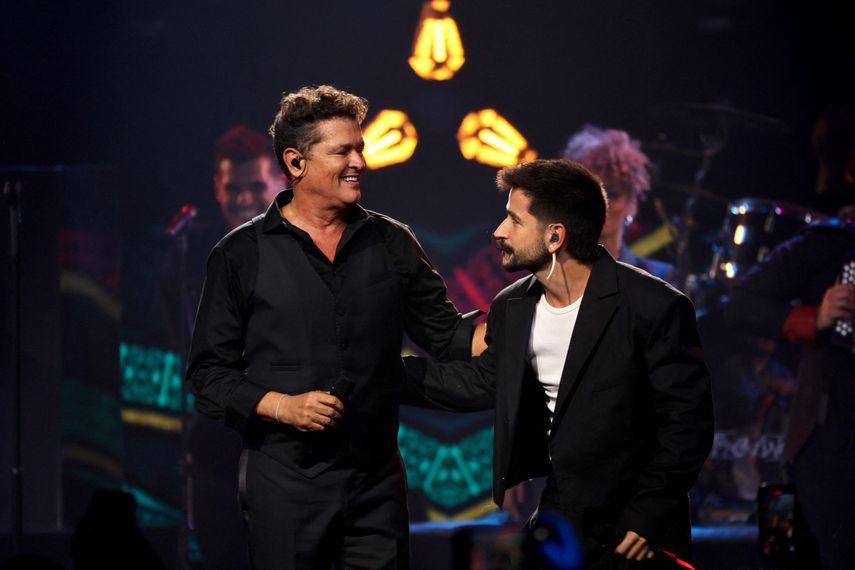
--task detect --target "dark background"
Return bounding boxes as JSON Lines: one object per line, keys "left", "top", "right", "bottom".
{"left": 2, "top": 0, "right": 854, "bottom": 566}
{"left": 4, "top": 0, "right": 852, "bottom": 230}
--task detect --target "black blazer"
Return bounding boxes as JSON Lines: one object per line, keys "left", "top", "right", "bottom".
{"left": 405, "top": 248, "right": 713, "bottom": 551}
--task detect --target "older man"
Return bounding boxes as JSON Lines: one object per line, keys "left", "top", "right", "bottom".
{"left": 186, "top": 85, "right": 476, "bottom": 569}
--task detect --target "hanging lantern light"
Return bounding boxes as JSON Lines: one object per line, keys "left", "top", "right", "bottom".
{"left": 408, "top": 0, "right": 465, "bottom": 81}
{"left": 457, "top": 109, "right": 537, "bottom": 167}
{"left": 362, "top": 110, "right": 418, "bottom": 169}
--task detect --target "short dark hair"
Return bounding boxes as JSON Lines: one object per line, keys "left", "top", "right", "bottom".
{"left": 269, "top": 85, "right": 369, "bottom": 177}
{"left": 496, "top": 159, "right": 607, "bottom": 263}
{"left": 213, "top": 125, "right": 272, "bottom": 173}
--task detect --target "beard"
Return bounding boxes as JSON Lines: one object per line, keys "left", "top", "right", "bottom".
{"left": 498, "top": 239, "right": 551, "bottom": 273}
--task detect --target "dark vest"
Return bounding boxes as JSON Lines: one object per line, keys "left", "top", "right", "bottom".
{"left": 243, "top": 218, "right": 406, "bottom": 477}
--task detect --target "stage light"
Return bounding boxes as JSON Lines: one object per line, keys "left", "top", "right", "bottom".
{"left": 723, "top": 261, "right": 736, "bottom": 279}
{"left": 408, "top": 0, "right": 465, "bottom": 81}
{"left": 457, "top": 109, "right": 537, "bottom": 167}
{"left": 362, "top": 110, "right": 418, "bottom": 169}
{"left": 733, "top": 224, "right": 746, "bottom": 245}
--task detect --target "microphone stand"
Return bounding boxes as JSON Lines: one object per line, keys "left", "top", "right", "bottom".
{"left": 5, "top": 180, "right": 23, "bottom": 557}
{"left": 169, "top": 212, "right": 195, "bottom": 570}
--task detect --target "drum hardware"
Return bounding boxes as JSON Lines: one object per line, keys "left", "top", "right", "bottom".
{"left": 709, "top": 198, "right": 826, "bottom": 284}
{"left": 648, "top": 103, "right": 791, "bottom": 139}
{"left": 645, "top": 103, "right": 792, "bottom": 289}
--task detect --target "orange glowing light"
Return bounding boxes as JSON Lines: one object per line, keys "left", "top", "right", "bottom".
{"left": 408, "top": 0, "right": 465, "bottom": 81}
{"left": 457, "top": 109, "right": 537, "bottom": 167}
{"left": 362, "top": 110, "right": 418, "bottom": 169}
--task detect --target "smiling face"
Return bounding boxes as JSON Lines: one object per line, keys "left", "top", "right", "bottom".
{"left": 296, "top": 117, "right": 366, "bottom": 209}
{"left": 493, "top": 188, "right": 551, "bottom": 273}
{"left": 214, "top": 155, "right": 283, "bottom": 230}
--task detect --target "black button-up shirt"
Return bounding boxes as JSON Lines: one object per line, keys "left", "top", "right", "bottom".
{"left": 186, "top": 190, "right": 474, "bottom": 467}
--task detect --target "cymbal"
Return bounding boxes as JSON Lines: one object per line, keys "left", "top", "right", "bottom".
{"left": 641, "top": 139, "right": 714, "bottom": 158}
{"left": 655, "top": 181, "right": 730, "bottom": 204}
{"left": 648, "top": 103, "right": 791, "bottom": 137}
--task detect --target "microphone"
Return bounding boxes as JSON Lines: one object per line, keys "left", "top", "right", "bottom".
{"left": 165, "top": 204, "right": 199, "bottom": 237}
{"left": 329, "top": 374, "right": 355, "bottom": 404}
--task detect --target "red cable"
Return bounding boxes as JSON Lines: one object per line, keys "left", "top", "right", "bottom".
{"left": 657, "top": 549, "right": 696, "bottom": 570}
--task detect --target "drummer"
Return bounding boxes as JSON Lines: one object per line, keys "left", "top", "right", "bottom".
{"left": 812, "top": 102, "right": 855, "bottom": 217}
{"left": 561, "top": 125, "right": 678, "bottom": 286}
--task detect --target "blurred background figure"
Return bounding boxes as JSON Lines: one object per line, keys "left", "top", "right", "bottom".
{"left": 71, "top": 490, "right": 166, "bottom": 570}
{"left": 724, "top": 105, "right": 855, "bottom": 568}
{"left": 161, "top": 125, "right": 285, "bottom": 345}
{"left": 160, "top": 125, "right": 284, "bottom": 570}
{"left": 562, "top": 125, "right": 676, "bottom": 285}
{"left": 812, "top": 103, "right": 855, "bottom": 217}
{"left": 725, "top": 217, "right": 855, "bottom": 569}
{"left": 211, "top": 125, "right": 285, "bottom": 232}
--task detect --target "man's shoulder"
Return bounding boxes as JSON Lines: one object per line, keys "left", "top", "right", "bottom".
{"left": 493, "top": 275, "right": 536, "bottom": 303}
{"left": 614, "top": 259, "right": 686, "bottom": 308}
{"left": 365, "top": 209, "right": 413, "bottom": 238}
{"left": 211, "top": 218, "right": 259, "bottom": 259}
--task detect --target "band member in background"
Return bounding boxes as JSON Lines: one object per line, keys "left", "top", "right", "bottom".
{"left": 562, "top": 125, "right": 677, "bottom": 285}
{"left": 727, "top": 108, "right": 855, "bottom": 566}
{"left": 812, "top": 103, "right": 855, "bottom": 216}
{"left": 162, "top": 125, "right": 284, "bottom": 570}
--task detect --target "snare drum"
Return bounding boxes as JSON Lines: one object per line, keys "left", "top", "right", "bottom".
{"left": 709, "top": 198, "right": 826, "bottom": 283}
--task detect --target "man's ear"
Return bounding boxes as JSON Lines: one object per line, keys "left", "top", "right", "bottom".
{"left": 545, "top": 224, "right": 565, "bottom": 252}
{"left": 627, "top": 196, "right": 639, "bottom": 220}
{"left": 283, "top": 148, "right": 305, "bottom": 179}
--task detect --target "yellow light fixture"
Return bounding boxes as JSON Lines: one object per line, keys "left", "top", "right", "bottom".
{"left": 733, "top": 224, "right": 746, "bottom": 245}
{"left": 362, "top": 110, "right": 418, "bottom": 169}
{"left": 457, "top": 109, "right": 537, "bottom": 167}
{"left": 408, "top": 0, "right": 465, "bottom": 81}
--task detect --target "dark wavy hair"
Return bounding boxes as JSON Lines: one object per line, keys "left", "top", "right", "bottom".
{"left": 269, "top": 85, "right": 368, "bottom": 177}
{"left": 496, "top": 159, "right": 607, "bottom": 263}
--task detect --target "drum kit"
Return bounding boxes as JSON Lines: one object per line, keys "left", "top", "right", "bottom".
{"left": 643, "top": 104, "right": 855, "bottom": 533}
{"left": 643, "top": 104, "right": 827, "bottom": 522}
{"left": 641, "top": 102, "right": 828, "bottom": 314}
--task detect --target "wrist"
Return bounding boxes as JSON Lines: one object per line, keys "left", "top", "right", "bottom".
{"left": 255, "top": 391, "right": 287, "bottom": 422}
{"left": 274, "top": 394, "right": 286, "bottom": 423}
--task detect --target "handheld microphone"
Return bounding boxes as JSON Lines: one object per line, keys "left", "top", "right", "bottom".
{"left": 165, "top": 204, "right": 199, "bottom": 237}
{"left": 329, "top": 374, "right": 355, "bottom": 404}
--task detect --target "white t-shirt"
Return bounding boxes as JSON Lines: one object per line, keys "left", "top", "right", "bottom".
{"left": 527, "top": 293, "right": 582, "bottom": 425}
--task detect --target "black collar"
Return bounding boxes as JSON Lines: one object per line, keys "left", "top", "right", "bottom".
{"left": 260, "top": 189, "right": 369, "bottom": 235}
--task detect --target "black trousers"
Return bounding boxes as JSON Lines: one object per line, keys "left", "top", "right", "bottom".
{"left": 242, "top": 449, "right": 410, "bottom": 570}
{"left": 537, "top": 475, "right": 686, "bottom": 570}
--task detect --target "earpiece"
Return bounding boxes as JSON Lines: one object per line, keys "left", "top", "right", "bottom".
{"left": 550, "top": 232, "right": 559, "bottom": 243}
{"left": 290, "top": 157, "right": 302, "bottom": 169}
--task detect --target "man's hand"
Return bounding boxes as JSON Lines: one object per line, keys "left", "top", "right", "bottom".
{"left": 614, "top": 530, "right": 654, "bottom": 561}
{"left": 256, "top": 391, "right": 343, "bottom": 432}
{"left": 471, "top": 322, "right": 488, "bottom": 357}
{"left": 816, "top": 283, "right": 855, "bottom": 330}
